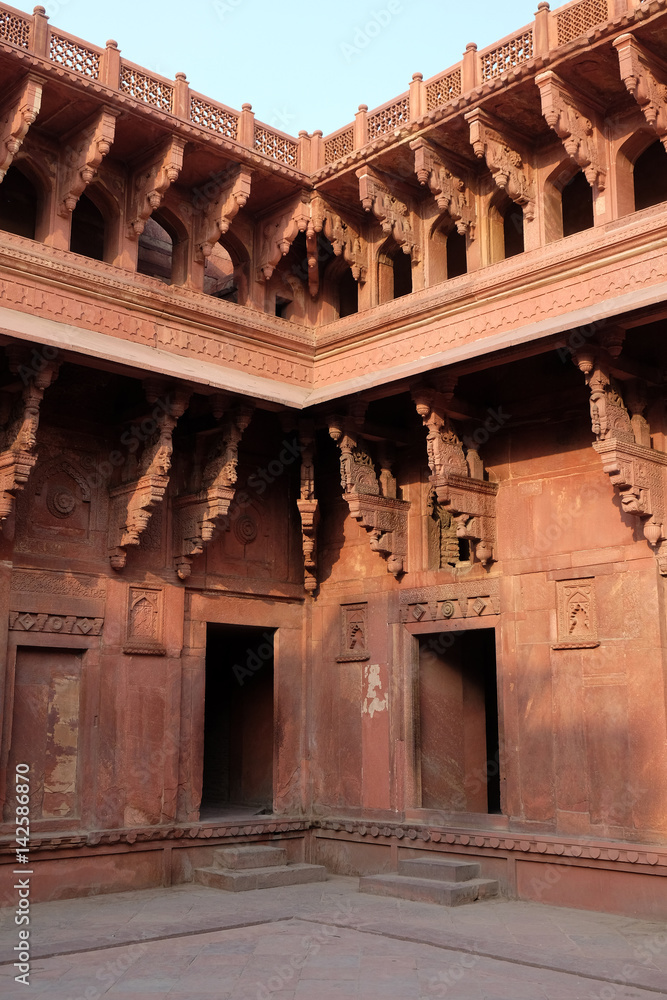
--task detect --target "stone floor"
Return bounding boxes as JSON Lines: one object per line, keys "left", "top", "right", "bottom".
{"left": 1, "top": 877, "right": 666, "bottom": 998}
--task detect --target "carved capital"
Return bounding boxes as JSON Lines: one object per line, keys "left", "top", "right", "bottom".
{"left": 58, "top": 108, "right": 119, "bottom": 217}
{"left": 256, "top": 193, "right": 311, "bottom": 281}
{"left": 195, "top": 165, "right": 253, "bottom": 262}
{"left": 356, "top": 166, "right": 418, "bottom": 256}
{"left": 0, "top": 348, "right": 59, "bottom": 526}
{"left": 536, "top": 71, "right": 606, "bottom": 190}
{"left": 410, "top": 139, "right": 476, "bottom": 236}
{"left": 0, "top": 74, "right": 43, "bottom": 181}
{"left": 614, "top": 33, "right": 667, "bottom": 144}
{"left": 465, "top": 108, "right": 535, "bottom": 221}
{"left": 172, "top": 403, "right": 254, "bottom": 580}
{"left": 127, "top": 137, "right": 186, "bottom": 238}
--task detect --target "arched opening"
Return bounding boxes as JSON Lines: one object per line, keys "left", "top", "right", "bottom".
{"left": 503, "top": 202, "right": 524, "bottom": 258}
{"left": 430, "top": 215, "right": 468, "bottom": 284}
{"left": 0, "top": 164, "right": 37, "bottom": 239}
{"left": 488, "top": 192, "right": 524, "bottom": 263}
{"left": 137, "top": 209, "right": 188, "bottom": 285}
{"left": 562, "top": 170, "right": 594, "bottom": 237}
{"left": 204, "top": 241, "right": 237, "bottom": 301}
{"left": 338, "top": 267, "right": 358, "bottom": 317}
{"left": 633, "top": 140, "right": 667, "bottom": 212}
{"left": 378, "top": 238, "right": 412, "bottom": 303}
{"left": 447, "top": 228, "right": 468, "bottom": 278}
{"left": 70, "top": 193, "right": 105, "bottom": 261}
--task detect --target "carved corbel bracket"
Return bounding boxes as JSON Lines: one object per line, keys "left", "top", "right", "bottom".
{"left": 0, "top": 348, "right": 59, "bottom": 527}
{"left": 195, "top": 165, "right": 253, "bottom": 262}
{"left": 356, "top": 166, "right": 419, "bottom": 257}
{"left": 465, "top": 108, "right": 535, "bottom": 221}
{"left": 328, "top": 412, "right": 409, "bottom": 577}
{"left": 410, "top": 138, "right": 476, "bottom": 237}
{"left": 127, "top": 137, "right": 187, "bottom": 238}
{"left": 575, "top": 352, "right": 667, "bottom": 572}
{"left": 108, "top": 383, "right": 191, "bottom": 570}
{"left": 614, "top": 33, "right": 667, "bottom": 144}
{"left": 413, "top": 387, "right": 497, "bottom": 567}
{"left": 256, "top": 193, "right": 311, "bottom": 282}
{"left": 536, "top": 71, "right": 606, "bottom": 190}
{"left": 172, "top": 403, "right": 254, "bottom": 580}
{"left": 296, "top": 419, "right": 318, "bottom": 593}
{"left": 58, "top": 108, "right": 119, "bottom": 217}
{"left": 0, "top": 74, "right": 43, "bottom": 181}
{"left": 313, "top": 195, "right": 368, "bottom": 283}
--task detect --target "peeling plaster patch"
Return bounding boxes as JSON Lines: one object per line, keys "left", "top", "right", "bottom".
{"left": 363, "top": 663, "right": 388, "bottom": 718}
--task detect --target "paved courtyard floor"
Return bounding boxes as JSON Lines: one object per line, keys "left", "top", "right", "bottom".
{"left": 1, "top": 876, "right": 666, "bottom": 999}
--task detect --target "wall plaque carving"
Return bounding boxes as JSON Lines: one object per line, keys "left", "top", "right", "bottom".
{"left": 554, "top": 578, "right": 599, "bottom": 649}
{"left": 124, "top": 586, "right": 164, "bottom": 655}
{"left": 338, "top": 603, "right": 370, "bottom": 662}
{"left": 9, "top": 611, "right": 103, "bottom": 635}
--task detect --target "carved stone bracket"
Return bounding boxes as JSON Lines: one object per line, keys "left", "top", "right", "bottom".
{"left": 413, "top": 388, "right": 497, "bottom": 567}
{"left": 0, "top": 74, "right": 43, "bottom": 181}
{"left": 328, "top": 412, "right": 409, "bottom": 577}
{"left": 311, "top": 195, "right": 367, "bottom": 284}
{"left": 356, "top": 166, "right": 419, "bottom": 257}
{"left": 296, "top": 419, "right": 318, "bottom": 593}
{"left": 575, "top": 352, "right": 667, "bottom": 573}
{"left": 410, "top": 138, "right": 476, "bottom": 237}
{"left": 256, "top": 193, "right": 311, "bottom": 281}
{"left": 127, "top": 137, "right": 186, "bottom": 238}
{"left": 172, "top": 403, "right": 254, "bottom": 580}
{"left": 58, "top": 108, "right": 119, "bottom": 217}
{"left": 0, "top": 348, "right": 59, "bottom": 527}
{"left": 614, "top": 33, "right": 667, "bottom": 146}
{"left": 465, "top": 108, "right": 535, "bottom": 221}
{"left": 195, "top": 165, "right": 253, "bottom": 262}
{"left": 108, "top": 382, "right": 190, "bottom": 570}
{"left": 536, "top": 71, "right": 606, "bottom": 190}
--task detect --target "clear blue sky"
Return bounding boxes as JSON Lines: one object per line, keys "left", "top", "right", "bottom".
{"left": 39, "top": 0, "right": 570, "bottom": 136}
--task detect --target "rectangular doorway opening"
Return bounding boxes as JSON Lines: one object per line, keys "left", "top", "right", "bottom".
{"left": 201, "top": 624, "right": 275, "bottom": 819}
{"left": 418, "top": 628, "right": 501, "bottom": 815}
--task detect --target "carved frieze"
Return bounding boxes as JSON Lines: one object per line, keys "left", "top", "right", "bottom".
{"left": 614, "top": 33, "right": 667, "bottom": 145}
{"left": 338, "top": 602, "right": 370, "bottom": 661}
{"left": 536, "top": 71, "right": 606, "bottom": 190}
{"left": 296, "top": 420, "right": 318, "bottom": 593}
{"left": 465, "top": 108, "right": 535, "bottom": 221}
{"left": 172, "top": 403, "right": 253, "bottom": 580}
{"left": 124, "top": 586, "right": 164, "bottom": 655}
{"left": 0, "top": 348, "right": 60, "bottom": 527}
{"left": 356, "top": 166, "right": 418, "bottom": 256}
{"left": 194, "top": 165, "right": 253, "bottom": 262}
{"left": 410, "top": 138, "right": 475, "bottom": 236}
{"left": 58, "top": 108, "right": 119, "bottom": 216}
{"left": 0, "top": 74, "right": 43, "bottom": 181}
{"left": 9, "top": 610, "right": 103, "bottom": 635}
{"left": 108, "top": 382, "right": 190, "bottom": 570}
{"left": 328, "top": 413, "right": 409, "bottom": 578}
{"left": 413, "top": 388, "right": 497, "bottom": 567}
{"left": 554, "top": 578, "right": 598, "bottom": 649}
{"left": 399, "top": 579, "right": 501, "bottom": 623}
{"left": 127, "top": 137, "right": 186, "bottom": 238}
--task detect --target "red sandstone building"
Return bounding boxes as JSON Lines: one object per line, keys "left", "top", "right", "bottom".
{"left": 0, "top": 0, "right": 666, "bottom": 918}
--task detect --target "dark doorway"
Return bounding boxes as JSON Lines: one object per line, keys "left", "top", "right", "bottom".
{"left": 201, "top": 624, "right": 274, "bottom": 816}
{"left": 0, "top": 165, "right": 37, "bottom": 239}
{"left": 446, "top": 227, "right": 468, "bottom": 278}
{"left": 503, "top": 202, "right": 524, "bottom": 258}
{"left": 562, "top": 171, "right": 594, "bottom": 237}
{"left": 338, "top": 267, "right": 359, "bottom": 317}
{"left": 418, "top": 628, "right": 501, "bottom": 815}
{"left": 634, "top": 140, "right": 667, "bottom": 211}
{"left": 70, "top": 193, "right": 105, "bottom": 260}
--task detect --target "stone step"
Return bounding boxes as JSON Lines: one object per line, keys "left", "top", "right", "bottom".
{"left": 213, "top": 845, "right": 287, "bottom": 870}
{"left": 359, "top": 873, "right": 499, "bottom": 906}
{"left": 195, "top": 862, "right": 327, "bottom": 892}
{"left": 397, "top": 856, "right": 481, "bottom": 882}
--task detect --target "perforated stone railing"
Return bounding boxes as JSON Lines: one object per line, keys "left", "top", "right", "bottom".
{"left": 254, "top": 124, "right": 298, "bottom": 166}
{"left": 480, "top": 29, "right": 534, "bottom": 81}
{"left": 426, "top": 68, "right": 462, "bottom": 111}
{"left": 190, "top": 95, "right": 239, "bottom": 141}
{"left": 50, "top": 33, "right": 100, "bottom": 78}
{"left": 556, "top": 0, "right": 609, "bottom": 44}
{"left": 120, "top": 65, "right": 173, "bottom": 112}
{"left": 0, "top": 5, "right": 28, "bottom": 48}
{"left": 324, "top": 126, "right": 354, "bottom": 164}
{"left": 367, "top": 96, "right": 410, "bottom": 139}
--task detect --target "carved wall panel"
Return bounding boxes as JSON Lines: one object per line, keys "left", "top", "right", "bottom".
{"left": 554, "top": 578, "right": 598, "bottom": 649}
{"left": 338, "top": 602, "right": 370, "bottom": 661}
{"left": 124, "top": 586, "right": 164, "bottom": 655}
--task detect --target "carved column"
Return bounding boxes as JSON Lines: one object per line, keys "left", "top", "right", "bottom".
{"left": 296, "top": 419, "right": 318, "bottom": 593}
{"left": 412, "top": 388, "right": 497, "bottom": 567}
{"left": 536, "top": 71, "right": 607, "bottom": 191}
{"left": 108, "top": 381, "right": 190, "bottom": 570}
{"left": 0, "top": 347, "right": 59, "bottom": 527}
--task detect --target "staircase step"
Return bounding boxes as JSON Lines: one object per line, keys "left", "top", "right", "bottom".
{"left": 398, "top": 857, "right": 481, "bottom": 882}
{"left": 195, "top": 862, "right": 327, "bottom": 892}
{"left": 213, "top": 845, "right": 287, "bottom": 870}
{"left": 359, "top": 873, "right": 499, "bottom": 906}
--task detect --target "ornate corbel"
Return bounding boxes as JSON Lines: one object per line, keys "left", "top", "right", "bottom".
{"left": 296, "top": 419, "right": 318, "bottom": 593}
{"left": 575, "top": 351, "right": 667, "bottom": 572}
{"left": 328, "top": 411, "right": 409, "bottom": 577}
{"left": 536, "top": 71, "right": 606, "bottom": 190}
{"left": 465, "top": 108, "right": 535, "bottom": 221}
{"left": 194, "top": 165, "right": 252, "bottom": 262}
{"left": 256, "top": 193, "right": 311, "bottom": 282}
{"left": 412, "top": 387, "right": 497, "bottom": 567}
{"left": 108, "top": 381, "right": 191, "bottom": 570}
{"left": 312, "top": 194, "right": 367, "bottom": 283}
{"left": 614, "top": 33, "right": 667, "bottom": 146}
{"left": 0, "top": 74, "right": 43, "bottom": 182}
{"left": 172, "top": 402, "right": 254, "bottom": 580}
{"left": 58, "top": 108, "right": 119, "bottom": 217}
{"left": 127, "top": 137, "right": 186, "bottom": 238}
{"left": 0, "top": 347, "right": 59, "bottom": 527}
{"left": 356, "top": 166, "right": 418, "bottom": 256}
{"left": 410, "top": 138, "right": 475, "bottom": 237}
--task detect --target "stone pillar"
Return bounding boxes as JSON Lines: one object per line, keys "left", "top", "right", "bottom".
{"left": 462, "top": 43, "right": 479, "bottom": 93}
{"left": 101, "top": 40, "right": 121, "bottom": 90}
{"left": 409, "top": 73, "right": 424, "bottom": 120}
{"left": 354, "top": 104, "right": 368, "bottom": 149}
{"left": 30, "top": 5, "right": 49, "bottom": 57}
{"left": 173, "top": 72, "right": 189, "bottom": 120}
{"left": 238, "top": 103, "right": 255, "bottom": 149}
